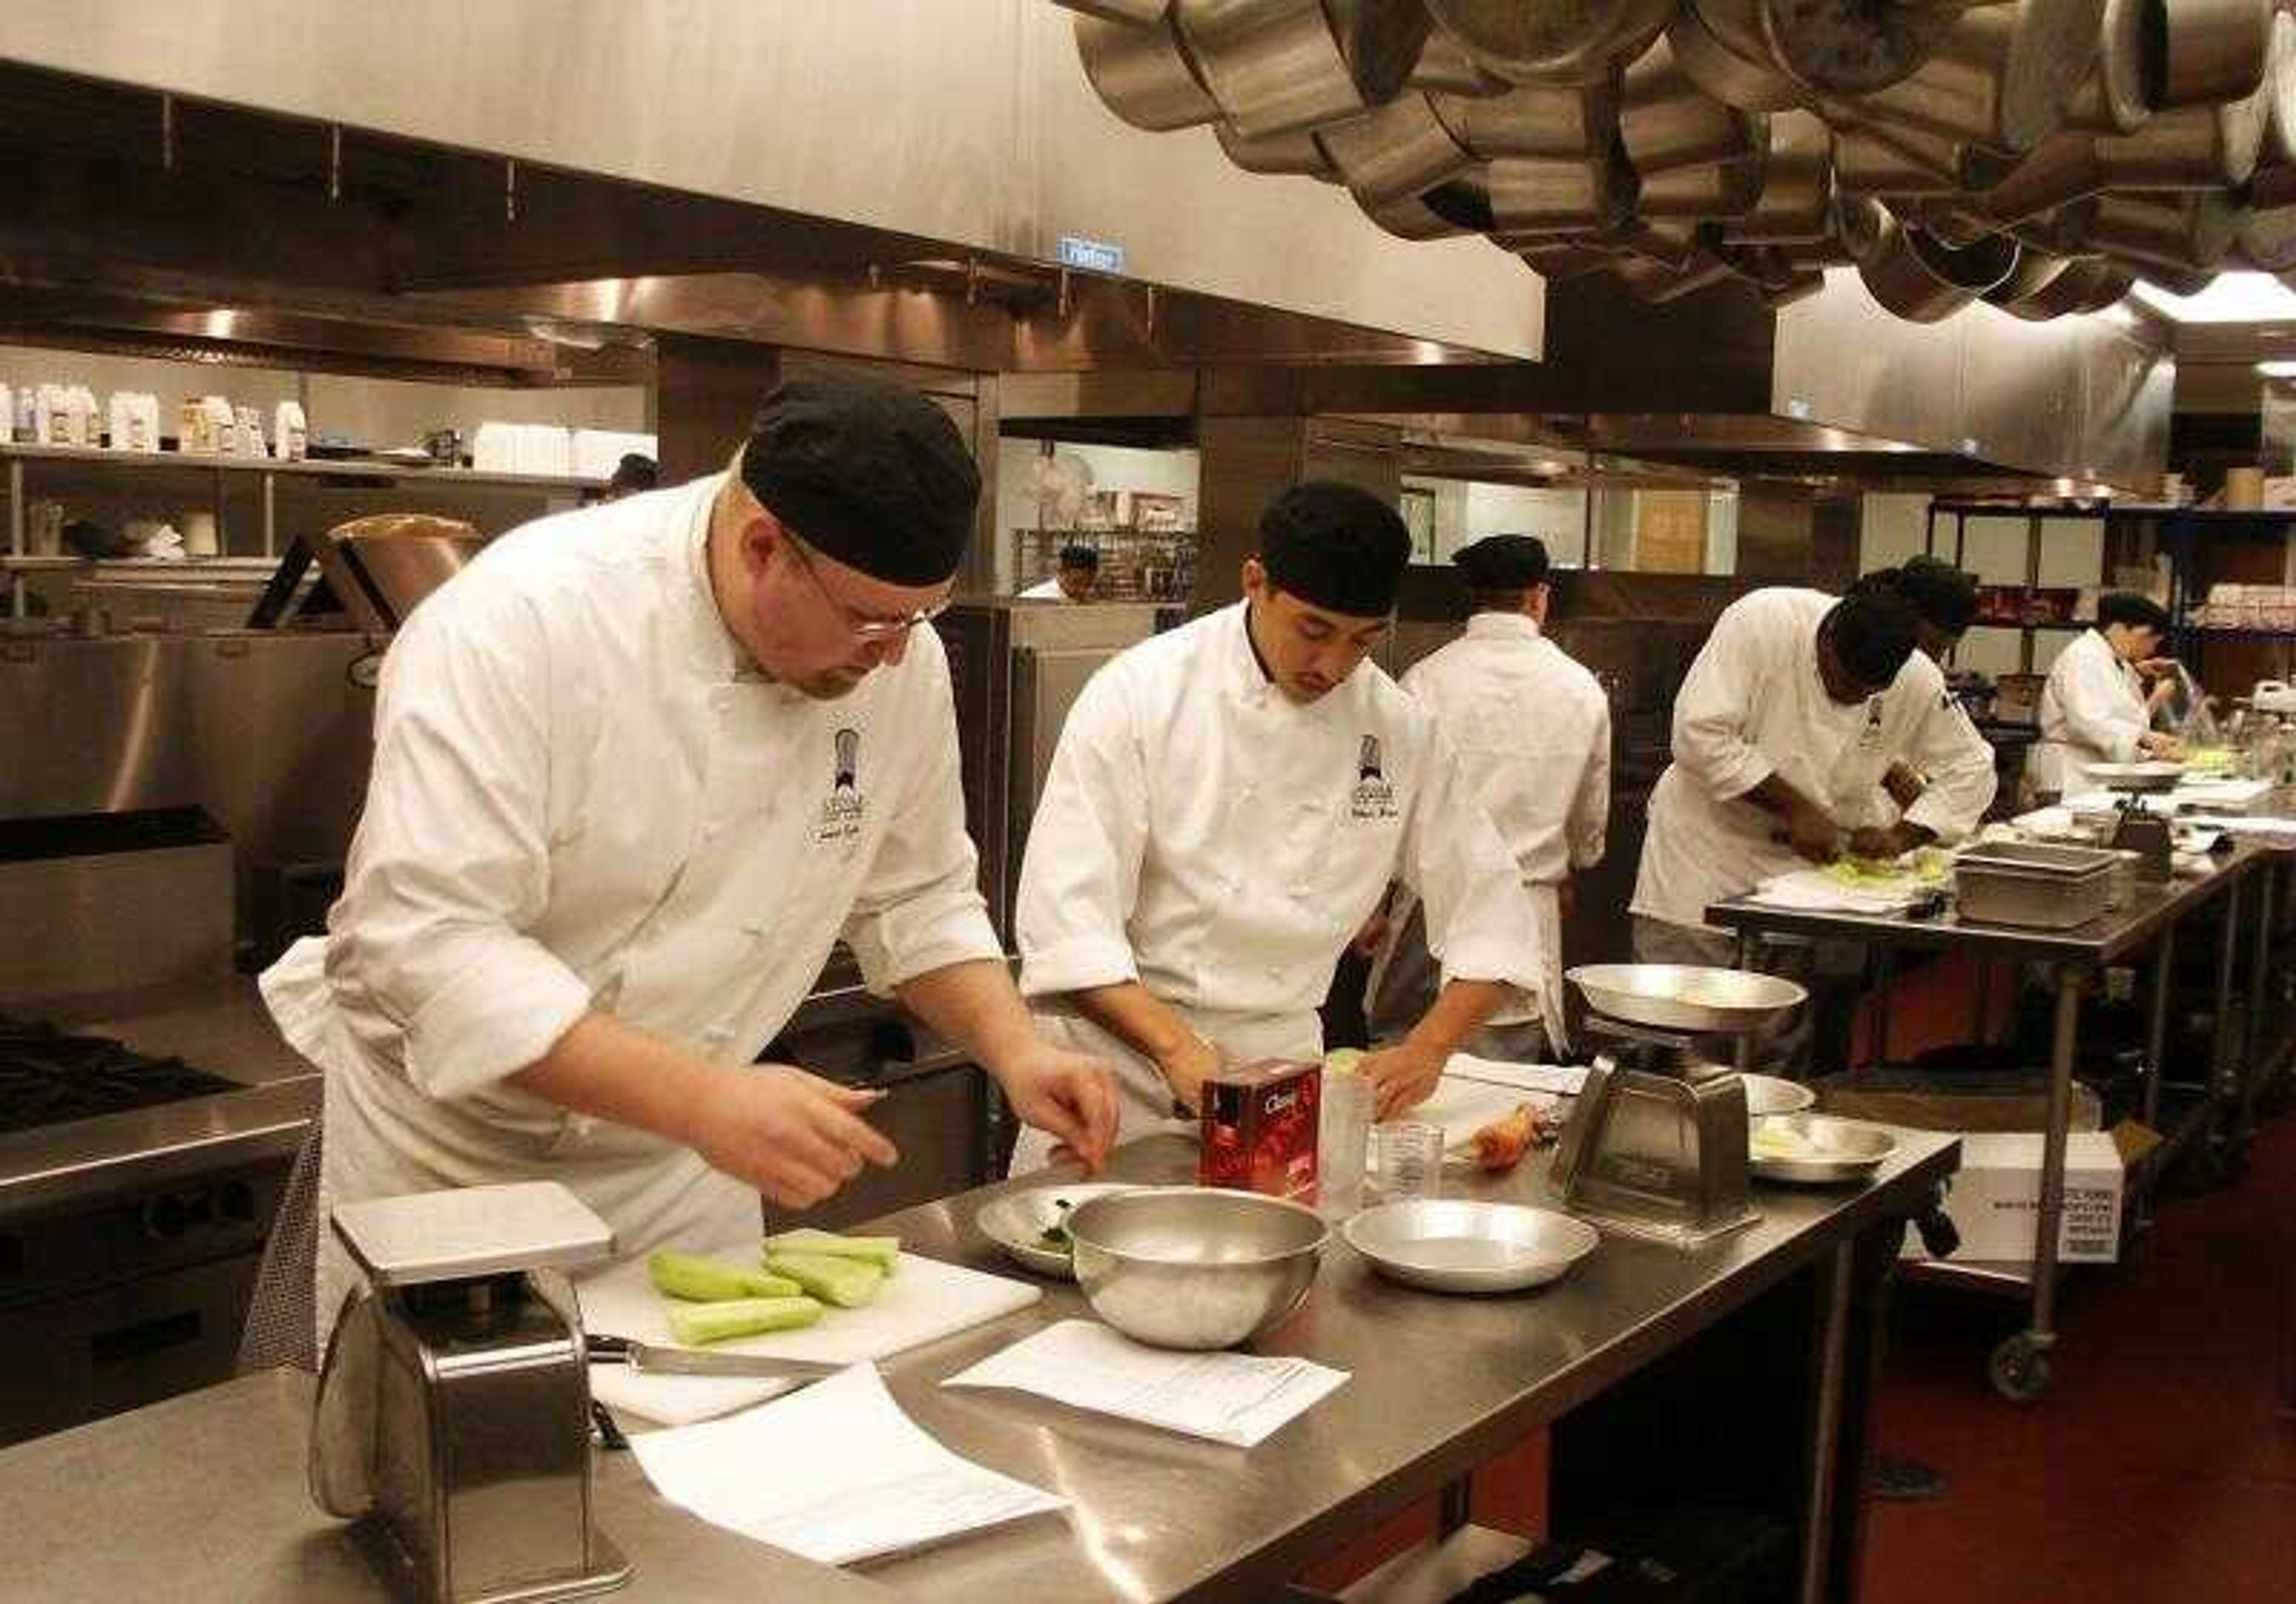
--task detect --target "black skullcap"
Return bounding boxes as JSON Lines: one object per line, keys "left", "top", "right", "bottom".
{"left": 740, "top": 370, "right": 979, "bottom": 585}
{"left": 1854, "top": 558, "right": 1977, "bottom": 637}
{"left": 609, "top": 453, "right": 658, "bottom": 493}
{"left": 1058, "top": 543, "right": 1100, "bottom": 570}
{"left": 1259, "top": 481, "right": 1410, "bottom": 618}
{"left": 2097, "top": 591, "right": 2170, "bottom": 633}
{"left": 1455, "top": 534, "right": 1551, "bottom": 591}
{"left": 1827, "top": 590, "right": 1920, "bottom": 692}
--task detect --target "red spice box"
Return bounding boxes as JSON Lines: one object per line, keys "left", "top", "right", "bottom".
{"left": 1198, "top": 1058, "right": 1321, "bottom": 1203}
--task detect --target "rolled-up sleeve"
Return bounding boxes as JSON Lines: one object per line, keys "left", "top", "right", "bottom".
{"left": 1403, "top": 720, "right": 1545, "bottom": 995}
{"left": 842, "top": 654, "right": 1003, "bottom": 994}
{"left": 1904, "top": 694, "right": 1998, "bottom": 842}
{"left": 325, "top": 586, "right": 592, "bottom": 1102}
{"left": 1015, "top": 667, "right": 1150, "bottom": 998}
{"left": 1671, "top": 600, "right": 1776, "bottom": 802}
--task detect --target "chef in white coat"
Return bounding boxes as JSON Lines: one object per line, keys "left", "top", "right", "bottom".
{"left": 2032, "top": 592, "right": 2183, "bottom": 798}
{"left": 1021, "top": 543, "right": 1100, "bottom": 602}
{"left": 263, "top": 371, "right": 1117, "bottom": 1341}
{"left": 1010, "top": 483, "right": 1546, "bottom": 1167}
{"left": 1850, "top": 557, "right": 1999, "bottom": 845}
{"left": 1364, "top": 534, "right": 1611, "bottom": 1060}
{"left": 1630, "top": 586, "right": 1998, "bottom": 1059}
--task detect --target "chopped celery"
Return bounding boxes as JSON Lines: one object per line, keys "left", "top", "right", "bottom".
{"left": 648, "top": 1249, "right": 802, "bottom": 1303}
{"left": 763, "top": 1230, "right": 901, "bottom": 1273}
{"left": 665, "top": 1296, "right": 823, "bottom": 1346}
{"left": 764, "top": 1249, "right": 887, "bottom": 1309}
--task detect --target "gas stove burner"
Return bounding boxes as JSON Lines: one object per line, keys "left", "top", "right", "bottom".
{"left": 0, "top": 1015, "right": 239, "bottom": 1136}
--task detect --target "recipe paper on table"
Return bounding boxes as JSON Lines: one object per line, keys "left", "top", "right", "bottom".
{"left": 629, "top": 1362, "right": 1067, "bottom": 1567}
{"left": 943, "top": 1319, "right": 1349, "bottom": 1447}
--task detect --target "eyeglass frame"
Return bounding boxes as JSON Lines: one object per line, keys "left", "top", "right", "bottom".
{"left": 780, "top": 533, "right": 951, "bottom": 643}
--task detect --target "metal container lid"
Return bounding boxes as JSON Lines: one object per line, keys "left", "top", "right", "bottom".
{"left": 331, "top": 1182, "right": 614, "bottom": 1287}
{"left": 1956, "top": 840, "right": 2122, "bottom": 878}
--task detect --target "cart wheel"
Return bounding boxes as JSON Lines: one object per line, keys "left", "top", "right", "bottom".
{"left": 1989, "top": 1334, "right": 2054, "bottom": 1403}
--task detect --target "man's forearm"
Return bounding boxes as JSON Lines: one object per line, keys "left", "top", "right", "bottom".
{"left": 506, "top": 1011, "right": 720, "bottom": 1147}
{"left": 1744, "top": 773, "right": 1821, "bottom": 820}
{"left": 893, "top": 959, "right": 1041, "bottom": 1078}
{"left": 1070, "top": 979, "right": 1198, "bottom": 1070}
{"left": 1407, "top": 979, "right": 1511, "bottom": 1058}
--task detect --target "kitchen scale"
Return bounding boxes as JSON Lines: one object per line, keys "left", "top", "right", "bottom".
{"left": 1550, "top": 965, "right": 1811, "bottom": 1249}
{"left": 310, "top": 1183, "right": 631, "bottom": 1604}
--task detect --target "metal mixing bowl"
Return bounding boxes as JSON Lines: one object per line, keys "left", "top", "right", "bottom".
{"left": 1064, "top": 1187, "right": 1329, "bottom": 1351}
{"left": 1568, "top": 963, "right": 1809, "bottom": 1034}
{"left": 1344, "top": 1200, "right": 1599, "bottom": 1294}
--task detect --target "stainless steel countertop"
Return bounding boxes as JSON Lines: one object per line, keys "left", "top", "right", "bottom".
{"left": 0, "top": 1130, "right": 1956, "bottom": 1603}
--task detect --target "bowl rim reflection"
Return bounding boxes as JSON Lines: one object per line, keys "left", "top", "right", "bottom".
{"left": 1065, "top": 1186, "right": 1331, "bottom": 1269}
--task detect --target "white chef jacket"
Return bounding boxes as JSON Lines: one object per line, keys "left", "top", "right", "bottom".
{"left": 1631, "top": 588, "right": 1998, "bottom": 932}
{"left": 1019, "top": 578, "right": 1064, "bottom": 599}
{"left": 2033, "top": 628, "right": 2151, "bottom": 794}
{"left": 1015, "top": 601, "right": 1544, "bottom": 1025}
{"left": 261, "top": 471, "right": 1001, "bottom": 1328}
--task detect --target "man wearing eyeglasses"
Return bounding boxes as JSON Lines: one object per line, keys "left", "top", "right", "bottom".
{"left": 1008, "top": 482, "right": 1544, "bottom": 1168}
{"left": 263, "top": 370, "right": 1118, "bottom": 1343}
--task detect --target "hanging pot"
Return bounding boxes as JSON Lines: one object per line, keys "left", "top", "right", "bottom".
{"left": 1758, "top": 0, "right": 1964, "bottom": 97}
{"left": 1173, "top": 0, "right": 1364, "bottom": 139}
{"left": 1614, "top": 246, "right": 1743, "bottom": 301}
{"left": 1616, "top": 218, "right": 1710, "bottom": 268}
{"left": 2086, "top": 190, "right": 2240, "bottom": 268}
{"left": 1516, "top": 242, "right": 1616, "bottom": 277}
{"left": 1977, "top": 132, "right": 2106, "bottom": 223}
{"left": 1324, "top": 0, "right": 1437, "bottom": 103}
{"left": 1358, "top": 172, "right": 1498, "bottom": 239}
{"left": 1831, "top": 114, "right": 2011, "bottom": 194}
{"left": 1316, "top": 93, "right": 1477, "bottom": 204}
{"left": 1622, "top": 34, "right": 1770, "bottom": 174}
{"left": 1057, "top": 1, "right": 1174, "bottom": 23}
{"left": 1075, "top": 12, "right": 1222, "bottom": 130}
{"left": 2233, "top": 201, "right": 2296, "bottom": 270}
{"left": 1846, "top": 198, "right": 2020, "bottom": 320}
{"left": 1437, "top": 76, "right": 1623, "bottom": 160}
{"left": 2006, "top": 196, "right": 2105, "bottom": 254}
{"left": 1991, "top": 253, "right": 2134, "bottom": 316}
{"left": 2062, "top": 0, "right": 2163, "bottom": 135}
{"left": 1668, "top": 6, "right": 1806, "bottom": 111}
{"left": 1216, "top": 118, "right": 1336, "bottom": 175}
{"left": 1489, "top": 140, "right": 1642, "bottom": 234}
{"left": 1981, "top": 246, "right": 2078, "bottom": 305}
{"left": 2094, "top": 95, "right": 2268, "bottom": 188}
{"left": 1410, "top": 25, "right": 1513, "bottom": 94}
{"left": 1425, "top": 0, "right": 1677, "bottom": 85}
{"left": 2157, "top": 0, "right": 2273, "bottom": 109}
{"left": 1728, "top": 109, "right": 1837, "bottom": 241}
{"left": 2263, "top": 11, "right": 2296, "bottom": 166}
{"left": 1855, "top": 0, "right": 2109, "bottom": 157}
{"left": 1637, "top": 152, "right": 1770, "bottom": 218}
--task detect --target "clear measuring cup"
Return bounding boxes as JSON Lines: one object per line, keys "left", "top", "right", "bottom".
{"left": 1370, "top": 1120, "right": 1445, "bottom": 1204}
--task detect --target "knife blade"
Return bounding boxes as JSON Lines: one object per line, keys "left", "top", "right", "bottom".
{"left": 588, "top": 1334, "right": 846, "bottom": 1384}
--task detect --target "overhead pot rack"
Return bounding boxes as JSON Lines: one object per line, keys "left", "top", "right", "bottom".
{"left": 1057, "top": 0, "right": 2296, "bottom": 325}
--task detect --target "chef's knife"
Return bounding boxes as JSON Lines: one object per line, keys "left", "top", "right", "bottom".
{"left": 587, "top": 1333, "right": 845, "bottom": 1386}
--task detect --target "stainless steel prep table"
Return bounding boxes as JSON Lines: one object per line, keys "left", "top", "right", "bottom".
{"left": 0, "top": 1130, "right": 1956, "bottom": 1604}
{"left": 1708, "top": 840, "right": 2270, "bottom": 1400}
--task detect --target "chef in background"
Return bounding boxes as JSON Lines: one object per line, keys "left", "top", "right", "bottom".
{"left": 1630, "top": 584, "right": 1996, "bottom": 1065}
{"left": 1849, "top": 557, "right": 1998, "bottom": 851}
{"left": 1021, "top": 543, "right": 1100, "bottom": 601}
{"left": 1010, "top": 482, "right": 1545, "bottom": 1167}
{"left": 262, "top": 370, "right": 1116, "bottom": 1345}
{"left": 2031, "top": 592, "right": 2184, "bottom": 799}
{"left": 1364, "top": 534, "right": 1611, "bottom": 1061}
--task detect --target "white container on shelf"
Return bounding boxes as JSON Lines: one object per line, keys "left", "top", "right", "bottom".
{"left": 234, "top": 405, "right": 267, "bottom": 459}
{"left": 11, "top": 386, "right": 32, "bottom": 443}
{"left": 203, "top": 395, "right": 237, "bottom": 455}
{"left": 471, "top": 420, "right": 518, "bottom": 473}
{"left": 273, "top": 401, "right": 308, "bottom": 461}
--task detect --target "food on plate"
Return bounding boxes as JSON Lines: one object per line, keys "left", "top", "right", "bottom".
{"left": 1750, "top": 1124, "right": 1819, "bottom": 1161}
{"left": 665, "top": 1295, "right": 825, "bottom": 1347}
{"left": 1035, "top": 1200, "right": 1076, "bottom": 1255}
{"left": 2184, "top": 746, "right": 2235, "bottom": 775}
{"left": 1468, "top": 1102, "right": 1555, "bottom": 1172}
{"left": 648, "top": 1248, "right": 802, "bottom": 1303}
{"left": 762, "top": 1230, "right": 901, "bottom": 1273}
{"left": 765, "top": 1249, "right": 888, "bottom": 1309}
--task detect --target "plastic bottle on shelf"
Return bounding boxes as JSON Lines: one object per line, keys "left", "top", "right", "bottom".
{"left": 11, "top": 386, "right": 31, "bottom": 444}
{"left": 273, "top": 400, "right": 308, "bottom": 462}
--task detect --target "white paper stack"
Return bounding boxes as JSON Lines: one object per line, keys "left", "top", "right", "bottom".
{"left": 1750, "top": 867, "right": 1924, "bottom": 915}
{"left": 944, "top": 1320, "right": 1348, "bottom": 1447}
{"left": 1443, "top": 1056, "right": 1587, "bottom": 1097}
{"left": 629, "top": 1364, "right": 1067, "bottom": 1567}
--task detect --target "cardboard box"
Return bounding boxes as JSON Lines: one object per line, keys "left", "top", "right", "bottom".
{"left": 1904, "top": 1131, "right": 2128, "bottom": 1265}
{"left": 1199, "top": 1059, "right": 1320, "bottom": 1203}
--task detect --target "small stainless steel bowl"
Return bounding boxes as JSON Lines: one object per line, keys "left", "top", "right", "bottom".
{"left": 1065, "top": 1187, "right": 1329, "bottom": 1350}
{"left": 1740, "top": 1074, "right": 1819, "bottom": 1119}
{"left": 1568, "top": 963, "right": 1809, "bottom": 1034}
{"left": 1750, "top": 1113, "right": 1898, "bottom": 1185}
{"left": 1345, "top": 1200, "right": 1599, "bottom": 1294}
{"left": 973, "top": 1183, "right": 1143, "bottom": 1279}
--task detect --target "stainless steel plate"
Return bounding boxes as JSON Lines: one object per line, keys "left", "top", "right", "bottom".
{"left": 974, "top": 1183, "right": 1144, "bottom": 1278}
{"left": 1741, "top": 1073, "right": 1818, "bottom": 1118}
{"left": 1749, "top": 1113, "right": 1897, "bottom": 1184}
{"left": 1344, "top": 1199, "right": 1600, "bottom": 1294}
{"left": 2084, "top": 760, "right": 2185, "bottom": 792}
{"left": 1568, "top": 963, "right": 1809, "bottom": 1033}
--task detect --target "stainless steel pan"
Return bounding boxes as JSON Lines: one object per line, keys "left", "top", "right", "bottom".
{"left": 2157, "top": 0, "right": 2273, "bottom": 109}
{"left": 1076, "top": 11, "right": 1221, "bottom": 130}
{"left": 1174, "top": 0, "right": 1363, "bottom": 139}
{"left": 1622, "top": 34, "right": 1768, "bottom": 174}
{"left": 1567, "top": 963, "right": 1809, "bottom": 1034}
{"left": 1856, "top": 0, "right": 2108, "bottom": 155}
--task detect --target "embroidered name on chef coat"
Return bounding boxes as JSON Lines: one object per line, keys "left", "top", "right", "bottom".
{"left": 818, "top": 726, "right": 868, "bottom": 843}
{"left": 1351, "top": 734, "right": 1399, "bottom": 821}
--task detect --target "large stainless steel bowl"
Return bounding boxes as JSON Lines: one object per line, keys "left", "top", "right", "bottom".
{"left": 1064, "top": 1188, "right": 1329, "bottom": 1351}
{"left": 1568, "top": 963, "right": 1809, "bottom": 1034}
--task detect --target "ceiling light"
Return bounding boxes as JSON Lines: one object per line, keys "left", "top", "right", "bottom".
{"left": 2130, "top": 272, "right": 2296, "bottom": 323}
{"left": 2257, "top": 360, "right": 2296, "bottom": 378}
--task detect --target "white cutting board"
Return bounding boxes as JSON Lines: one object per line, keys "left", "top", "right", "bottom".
{"left": 1410, "top": 1074, "right": 1542, "bottom": 1153}
{"left": 578, "top": 1244, "right": 1040, "bottom": 1426}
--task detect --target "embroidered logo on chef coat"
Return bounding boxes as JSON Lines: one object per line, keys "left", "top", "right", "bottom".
{"left": 817, "top": 726, "right": 868, "bottom": 843}
{"left": 1351, "top": 734, "right": 1399, "bottom": 820}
